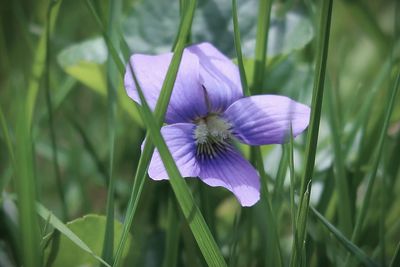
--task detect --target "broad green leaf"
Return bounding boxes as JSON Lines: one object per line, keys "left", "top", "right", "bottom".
{"left": 57, "top": 38, "right": 142, "bottom": 125}
{"left": 264, "top": 9, "right": 314, "bottom": 57}
{"left": 123, "top": 0, "right": 313, "bottom": 58}
{"left": 57, "top": 38, "right": 107, "bottom": 94}
{"left": 43, "top": 213, "right": 131, "bottom": 267}
{"left": 61, "top": 1, "right": 314, "bottom": 63}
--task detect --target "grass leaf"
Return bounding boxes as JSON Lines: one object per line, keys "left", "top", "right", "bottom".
{"left": 310, "top": 206, "right": 379, "bottom": 267}
{"left": 292, "top": 0, "right": 333, "bottom": 265}
{"left": 348, "top": 69, "right": 400, "bottom": 247}
{"left": 232, "top": 1, "right": 283, "bottom": 265}
{"left": 15, "top": 90, "right": 41, "bottom": 267}
{"left": 130, "top": 48, "right": 227, "bottom": 267}
{"left": 113, "top": 1, "right": 199, "bottom": 266}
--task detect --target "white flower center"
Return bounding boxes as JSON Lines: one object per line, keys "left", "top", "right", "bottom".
{"left": 194, "top": 115, "right": 232, "bottom": 159}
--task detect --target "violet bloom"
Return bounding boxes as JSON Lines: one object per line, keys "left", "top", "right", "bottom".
{"left": 125, "top": 42, "right": 310, "bottom": 207}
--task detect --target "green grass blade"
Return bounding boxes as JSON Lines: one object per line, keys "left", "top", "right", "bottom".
{"left": 228, "top": 210, "right": 241, "bottom": 267}
{"left": 15, "top": 91, "right": 41, "bottom": 267}
{"left": 342, "top": 0, "right": 390, "bottom": 53}
{"left": 232, "top": 0, "right": 250, "bottom": 97}
{"left": 251, "top": 0, "right": 272, "bottom": 94}
{"left": 347, "top": 1, "right": 400, "bottom": 252}
{"left": 326, "top": 82, "right": 352, "bottom": 235}
{"left": 113, "top": 1, "right": 198, "bottom": 266}
{"left": 0, "top": 105, "right": 15, "bottom": 167}
{"left": 100, "top": 0, "right": 122, "bottom": 264}
{"left": 26, "top": 0, "right": 62, "bottom": 128}
{"left": 36, "top": 204, "right": 111, "bottom": 267}
{"left": 231, "top": 1, "right": 282, "bottom": 265}
{"left": 389, "top": 241, "right": 400, "bottom": 267}
{"left": 288, "top": 128, "right": 299, "bottom": 261}
{"left": 113, "top": 142, "right": 151, "bottom": 267}
{"left": 343, "top": 59, "right": 391, "bottom": 155}
{"left": 273, "top": 147, "right": 288, "bottom": 202}
{"left": 0, "top": 106, "right": 14, "bottom": 194}
{"left": 84, "top": 0, "right": 125, "bottom": 74}
{"left": 349, "top": 70, "right": 400, "bottom": 244}
{"left": 310, "top": 206, "right": 379, "bottom": 267}
{"left": 290, "top": 182, "right": 311, "bottom": 267}
{"left": 44, "top": 0, "right": 68, "bottom": 220}
{"left": 68, "top": 116, "right": 108, "bottom": 184}
{"left": 130, "top": 59, "right": 227, "bottom": 267}
{"left": 38, "top": 77, "right": 77, "bottom": 123}
{"left": 162, "top": 195, "right": 180, "bottom": 267}
{"left": 378, "top": 168, "right": 387, "bottom": 266}
{"left": 292, "top": 0, "right": 333, "bottom": 265}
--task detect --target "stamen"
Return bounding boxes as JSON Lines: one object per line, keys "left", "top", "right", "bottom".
{"left": 194, "top": 114, "right": 232, "bottom": 160}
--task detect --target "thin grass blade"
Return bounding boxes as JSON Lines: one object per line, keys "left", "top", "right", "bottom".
{"left": 15, "top": 91, "right": 41, "bottom": 267}
{"left": 349, "top": 70, "right": 400, "bottom": 245}
{"left": 0, "top": 105, "right": 15, "bottom": 168}
{"left": 44, "top": 0, "right": 68, "bottom": 220}
{"left": 231, "top": 1, "right": 282, "bottom": 265}
{"left": 100, "top": 0, "right": 123, "bottom": 264}
{"left": 113, "top": 1, "right": 198, "bottom": 265}
{"left": 292, "top": 0, "right": 333, "bottom": 265}
{"left": 130, "top": 60, "right": 227, "bottom": 266}
{"left": 389, "top": 241, "right": 400, "bottom": 267}
{"left": 310, "top": 206, "right": 379, "bottom": 267}
{"left": 326, "top": 82, "right": 352, "bottom": 235}
{"left": 162, "top": 195, "right": 180, "bottom": 267}
{"left": 288, "top": 128, "right": 299, "bottom": 260}
{"left": 26, "top": 0, "right": 62, "bottom": 127}
{"left": 251, "top": 0, "right": 272, "bottom": 94}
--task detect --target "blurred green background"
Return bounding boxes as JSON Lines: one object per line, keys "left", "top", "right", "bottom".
{"left": 0, "top": 0, "right": 399, "bottom": 266}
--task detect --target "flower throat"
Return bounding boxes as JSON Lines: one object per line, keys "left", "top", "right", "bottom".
{"left": 194, "top": 115, "right": 232, "bottom": 160}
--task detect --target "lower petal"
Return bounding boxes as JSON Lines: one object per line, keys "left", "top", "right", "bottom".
{"left": 223, "top": 95, "right": 310, "bottom": 145}
{"left": 148, "top": 123, "right": 200, "bottom": 180}
{"left": 198, "top": 148, "right": 260, "bottom": 207}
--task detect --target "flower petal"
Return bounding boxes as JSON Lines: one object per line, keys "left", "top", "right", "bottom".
{"left": 124, "top": 51, "right": 208, "bottom": 123}
{"left": 187, "top": 42, "right": 243, "bottom": 113}
{"left": 223, "top": 95, "right": 310, "bottom": 145}
{"left": 199, "top": 148, "right": 260, "bottom": 207}
{"left": 148, "top": 123, "right": 200, "bottom": 180}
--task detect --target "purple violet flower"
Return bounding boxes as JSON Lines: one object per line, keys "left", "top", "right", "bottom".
{"left": 125, "top": 42, "right": 310, "bottom": 207}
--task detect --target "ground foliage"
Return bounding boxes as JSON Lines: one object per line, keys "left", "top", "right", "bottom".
{"left": 0, "top": 0, "right": 399, "bottom": 266}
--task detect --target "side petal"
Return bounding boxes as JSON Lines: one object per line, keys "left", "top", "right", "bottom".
{"left": 148, "top": 123, "right": 200, "bottom": 180}
{"left": 199, "top": 148, "right": 260, "bottom": 207}
{"left": 187, "top": 42, "right": 243, "bottom": 113}
{"left": 223, "top": 95, "right": 310, "bottom": 145}
{"left": 124, "top": 51, "right": 208, "bottom": 123}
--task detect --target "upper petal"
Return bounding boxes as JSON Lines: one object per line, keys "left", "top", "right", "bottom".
{"left": 199, "top": 147, "right": 260, "bottom": 207}
{"left": 124, "top": 51, "right": 208, "bottom": 123}
{"left": 148, "top": 123, "right": 200, "bottom": 180}
{"left": 223, "top": 95, "right": 310, "bottom": 145}
{"left": 187, "top": 42, "right": 243, "bottom": 113}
